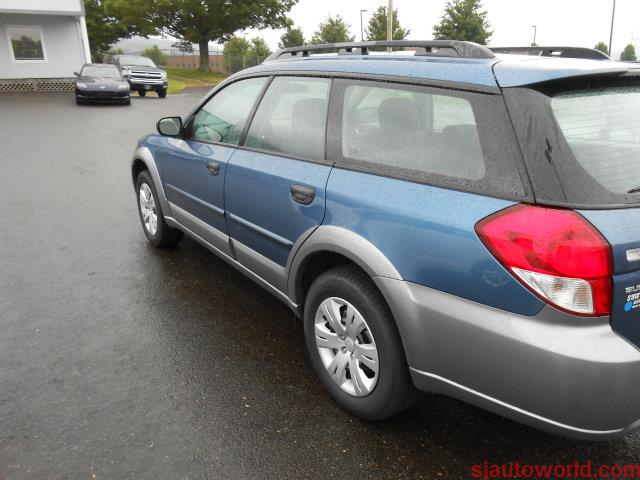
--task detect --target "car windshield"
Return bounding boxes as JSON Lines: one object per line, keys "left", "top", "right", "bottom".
{"left": 550, "top": 86, "right": 640, "bottom": 195}
{"left": 81, "top": 65, "right": 122, "bottom": 79}
{"left": 118, "top": 56, "right": 157, "bottom": 68}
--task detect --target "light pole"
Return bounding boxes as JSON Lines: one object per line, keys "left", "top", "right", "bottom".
{"left": 242, "top": 32, "right": 247, "bottom": 70}
{"left": 387, "top": 0, "right": 393, "bottom": 51}
{"left": 531, "top": 25, "right": 537, "bottom": 46}
{"left": 609, "top": 0, "right": 616, "bottom": 57}
{"left": 360, "top": 9, "right": 367, "bottom": 42}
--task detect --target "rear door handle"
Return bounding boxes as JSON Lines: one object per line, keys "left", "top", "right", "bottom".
{"left": 206, "top": 160, "right": 220, "bottom": 176}
{"left": 290, "top": 184, "right": 315, "bottom": 205}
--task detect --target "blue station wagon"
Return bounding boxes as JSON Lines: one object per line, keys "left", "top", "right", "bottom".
{"left": 131, "top": 41, "right": 640, "bottom": 439}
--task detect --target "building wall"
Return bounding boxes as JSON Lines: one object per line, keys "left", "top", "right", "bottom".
{"left": 0, "top": 13, "right": 87, "bottom": 79}
{"left": 167, "top": 54, "right": 225, "bottom": 73}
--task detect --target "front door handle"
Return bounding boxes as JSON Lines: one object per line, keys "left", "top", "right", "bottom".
{"left": 290, "top": 184, "right": 315, "bottom": 205}
{"left": 206, "top": 160, "right": 220, "bottom": 176}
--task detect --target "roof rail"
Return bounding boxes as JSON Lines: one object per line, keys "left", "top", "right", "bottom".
{"left": 265, "top": 40, "right": 495, "bottom": 62}
{"left": 490, "top": 46, "right": 610, "bottom": 61}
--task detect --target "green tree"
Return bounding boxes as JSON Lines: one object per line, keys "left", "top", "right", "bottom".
{"left": 245, "top": 37, "right": 272, "bottom": 66}
{"left": 620, "top": 43, "right": 637, "bottom": 62}
{"left": 107, "top": 0, "right": 297, "bottom": 70}
{"left": 433, "top": 0, "right": 492, "bottom": 45}
{"left": 310, "top": 15, "right": 354, "bottom": 44}
{"left": 223, "top": 36, "right": 250, "bottom": 73}
{"left": 594, "top": 41, "right": 609, "bottom": 55}
{"left": 365, "top": 6, "right": 410, "bottom": 41}
{"left": 84, "top": 0, "right": 152, "bottom": 61}
{"left": 279, "top": 26, "right": 305, "bottom": 48}
{"left": 172, "top": 40, "right": 193, "bottom": 53}
{"left": 143, "top": 44, "right": 168, "bottom": 66}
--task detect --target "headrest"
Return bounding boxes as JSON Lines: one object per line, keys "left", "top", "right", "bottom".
{"left": 378, "top": 98, "right": 419, "bottom": 134}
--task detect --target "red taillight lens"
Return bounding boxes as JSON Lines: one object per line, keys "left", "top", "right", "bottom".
{"left": 476, "top": 204, "right": 612, "bottom": 316}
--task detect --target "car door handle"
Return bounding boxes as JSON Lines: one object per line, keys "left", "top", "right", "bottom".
{"left": 290, "top": 185, "right": 315, "bottom": 205}
{"left": 206, "top": 160, "right": 220, "bottom": 176}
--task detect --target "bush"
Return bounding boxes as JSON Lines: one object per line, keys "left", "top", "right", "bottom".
{"left": 143, "top": 45, "right": 168, "bottom": 66}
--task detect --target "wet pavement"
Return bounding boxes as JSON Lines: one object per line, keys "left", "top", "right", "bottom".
{"left": 2, "top": 89, "right": 640, "bottom": 480}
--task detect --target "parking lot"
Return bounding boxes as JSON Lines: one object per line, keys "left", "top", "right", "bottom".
{"left": 1, "top": 90, "right": 640, "bottom": 479}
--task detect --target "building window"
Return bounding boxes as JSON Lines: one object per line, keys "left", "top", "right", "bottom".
{"left": 7, "top": 25, "right": 47, "bottom": 62}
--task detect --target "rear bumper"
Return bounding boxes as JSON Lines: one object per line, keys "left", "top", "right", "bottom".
{"left": 376, "top": 277, "right": 640, "bottom": 440}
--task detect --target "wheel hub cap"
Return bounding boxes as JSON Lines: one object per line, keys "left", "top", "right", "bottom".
{"left": 344, "top": 337, "right": 355, "bottom": 353}
{"left": 314, "top": 297, "right": 379, "bottom": 397}
{"left": 139, "top": 183, "right": 158, "bottom": 236}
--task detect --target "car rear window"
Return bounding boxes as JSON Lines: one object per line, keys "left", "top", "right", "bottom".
{"left": 551, "top": 86, "right": 640, "bottom": 196}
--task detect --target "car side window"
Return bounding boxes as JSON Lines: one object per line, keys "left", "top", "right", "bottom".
{"left": 191, "top": 77, "right": 268, "bottom": 145}
{"left": 341, "top": 83, "right": 486, "bottom": 180}
{"left": 244, "top": 76, "right": 331, "bottom": 162}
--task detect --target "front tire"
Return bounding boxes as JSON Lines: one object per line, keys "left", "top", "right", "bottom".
{"left": 157, "top": 88, "right": 167, "bottom": 98}
{"left": 135, "top": 170, "right": 183, "bottom": 248}
{"left": 304, "top": 266, "right": 415, "bottom": 420}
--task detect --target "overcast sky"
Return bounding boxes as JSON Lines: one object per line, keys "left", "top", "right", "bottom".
{"left": 240, "top": 0, "right": 637, "bottom": 59}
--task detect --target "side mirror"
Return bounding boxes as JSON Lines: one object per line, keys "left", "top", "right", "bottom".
{"left": 157, "top": 116, "right": 182, "bottom": 137}
{"left": 73, "top": 71, "right": 80, "bottom": 76}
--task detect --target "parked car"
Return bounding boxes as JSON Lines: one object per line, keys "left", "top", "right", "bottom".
{"left": 73, "top": 63, "right": 130, "bottom": 105}
{"left": 129, "top": 40, "right": 640, "bottom": 440}
{"left": 112, "top": 54, "right": 168, "bottom": 98}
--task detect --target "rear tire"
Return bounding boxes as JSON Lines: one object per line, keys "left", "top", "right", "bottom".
{"left": 135, "top": 170, "right": 183, "bottom": 248}
{"left": 157, "top": 88, "right": 167, "bottom": 98}
{"left": 138, "top": 90, "right": 146, "bottom": 97}
{"left": 304, "top": 266, "right": 416, "bottom": 420}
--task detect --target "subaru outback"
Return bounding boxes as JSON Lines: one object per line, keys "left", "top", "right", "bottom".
{"left": 130, "top": 41, "right": 640, "bottom": 439}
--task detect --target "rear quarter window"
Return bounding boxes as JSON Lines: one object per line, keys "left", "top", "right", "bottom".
{"left": 329, "top": 79, "right": 528, "bottom": 200}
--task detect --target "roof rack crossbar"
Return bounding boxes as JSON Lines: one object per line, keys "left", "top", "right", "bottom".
{"left": 265, "top": 40, "right": 495, "bottom": 62}
{"left": 490, "top": 46, "right": 610, "bottom": 61}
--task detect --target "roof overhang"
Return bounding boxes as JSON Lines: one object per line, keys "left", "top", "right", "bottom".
{"left": 0, "top": 0, "right": 84, "bottom": 16}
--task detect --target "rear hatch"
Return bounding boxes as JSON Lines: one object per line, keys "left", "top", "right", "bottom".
{"left": 581, "top": 209, "right": 640, "bottom": 346}
{"left": 503, "top": 72, "right": 640, "bottom": 347}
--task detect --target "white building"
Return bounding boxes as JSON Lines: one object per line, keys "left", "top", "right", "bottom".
{"left": 0, "top": 0, "right": 91, "bottom": 91}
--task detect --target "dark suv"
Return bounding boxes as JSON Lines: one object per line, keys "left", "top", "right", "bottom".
{"left": 130, "top": 40, "right": 640, "bottom": 439}
{"left": 112, "top": 54, "right": 168, "bottom": 98}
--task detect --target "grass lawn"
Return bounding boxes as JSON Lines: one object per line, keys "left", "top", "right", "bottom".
{"left": 165, "top": 66, "right": 227, "bottom": 94}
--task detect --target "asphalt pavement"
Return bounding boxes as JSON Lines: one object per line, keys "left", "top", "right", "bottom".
{"left": 2, "top": 89, "right": 640, "bottom": 480}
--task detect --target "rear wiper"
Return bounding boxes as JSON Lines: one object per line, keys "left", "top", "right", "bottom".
{"left": 628, "top": 186, "right": 640, "bottom": 194}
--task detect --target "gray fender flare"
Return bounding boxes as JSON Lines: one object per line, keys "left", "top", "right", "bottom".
{"left": 131, "top": 146, "right": 173, "bottom": 217}
{"left": 286, "top": 225, "right": 402, "bottom": 303}
{"left": 286, "top": 226, "right": 417, "bottom": 362}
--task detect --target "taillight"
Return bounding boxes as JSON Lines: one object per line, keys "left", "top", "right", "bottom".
{"left": 475, "top": 204, "right": 612, "bottom": 316}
